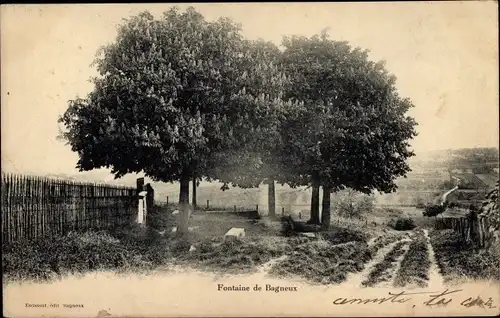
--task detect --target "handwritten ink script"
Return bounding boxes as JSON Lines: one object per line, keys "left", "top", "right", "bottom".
{"left": 333, "top": 289, "right": 497, "bottom": 309}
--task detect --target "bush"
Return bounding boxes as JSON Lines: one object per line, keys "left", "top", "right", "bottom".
{"left": 146, "top": 204, "right": 176, "bottom": 230}
{"left": 423, "top": 204, "right": 446, "bottom": 217}
{"left": 332, "top": 189, "right": 375, "bottom": 219}
{"left": 388, "top": 216, "right": 417, "bottom": 231}
{"left": 280, "top": 215, "right": 296, "bottom": 236}
{"left": 320, "top": 226, "right": 368, "bottom": 245}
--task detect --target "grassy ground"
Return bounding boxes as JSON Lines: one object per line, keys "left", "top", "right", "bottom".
{"left": 2, "top": 203, "right": 382, "bottom": 285}
{"left": 3, "top": 201, "right": 447, "bottom": 287}
{"left": 429, "top": 229, "right": 500, "bottom": 282}
{"left": 361, "top": 240, "right": 409, "bottom": 287}
{"left": 393, "top": 230, "right": 431, "bottom": 288}
{"left": 369, "top": 231, "right": 408, "bottom": 255}
{"left": 268, "top": 238, "right": 372, "bottom": 285}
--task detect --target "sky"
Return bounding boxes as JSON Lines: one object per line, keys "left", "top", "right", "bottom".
{"left": 1, "top": 2, "right": 499, "bottom": 178}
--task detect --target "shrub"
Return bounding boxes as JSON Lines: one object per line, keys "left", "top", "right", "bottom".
{"left": 320, "top": 226, "right": 368, "bottom": 245}
{"left": 423, "top": 204, "right": 446, "bottom": 217}
{"left": 280, "top": 215, "right": 296, "bottom": 236}
{"left": 388, "top": 216, "right": 416, "bottom": 231}
{"left": 146, "top": 204, "right": 176, "bottom": 230}
{"left": 332, "top": 189, "right": 375, "bottom": 219}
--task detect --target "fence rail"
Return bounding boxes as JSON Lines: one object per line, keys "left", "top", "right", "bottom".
{"left": 435, "top": 213, "right": 496, "bottom": 248}
{"left": 1, "top": 173, "right": 138, "bottom": 244}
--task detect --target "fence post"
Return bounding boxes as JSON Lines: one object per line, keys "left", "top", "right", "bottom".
{"left": 137, "top": 190, "right": 148, "bottom": 226}
{"left": 145, "top": 184, "right": 154, "bottom": 210}
{"left": 136, "top": 178, "right": 145, "bottom": 226}
{"left": 207, "top": 200, "right": 209, "bottom": 209}
{"left": 282, "top": 207, "right": 284, "bottom": 216}
{"left": 136, "top": 177, "right": 145, "bottom": 195}
{"left": 167, "top": 196, "right": 169, "bottom": 206}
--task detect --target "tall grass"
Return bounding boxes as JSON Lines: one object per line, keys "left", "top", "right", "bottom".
{"left": 362, "top": 240, "right": 409, "bottom": 287}
{"left": 394, "top": 230, "right": 430, "bottom": 287}
{"left": 430, "top": 229, "right": 500, "bottom": 282}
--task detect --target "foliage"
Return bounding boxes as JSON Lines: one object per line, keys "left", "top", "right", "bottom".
{"left": 369, "top": 232, "right": 408, "bottom": 255}
{"left": 320, "top": 226, "right": 369, "bottom": 245}
{"left": 388, "top": 215, "right": 417, "bottom": 231}
{"left": 481, "top": 180, "right": 499, "bottom": 228}
{"left": 423, "top": 204, "right": 447, "bottom": 217}
{"left": 394, "top": 231, "right": 430, "bottom": 287}
{"left": 430, "top": 229, "right": 500, "bottom": 282}
{"left": 180, "top": 238, "right": 291, "bottom": 274}
{"left": 332, "top": 189, "right": 375, "bottom": 219}
{"left": 58, "top": 7, "right": 298, "bottom": 232}
{"left": 269, "top": 241, "right": 372, "bottom": 285}
{"left": 448, "top": 147, "right": 499, "bottom": 171}
{"left": 2, "top": 228, "right": 172, "bottom": 283}
{"left": 58, "top": 7, "right": 292, "bottom": 188}
{"left": 362, "top": 240, "right": 408, "bottom": 287}
{"left": 278, "top": 33, "right": 417, "bottom": 193}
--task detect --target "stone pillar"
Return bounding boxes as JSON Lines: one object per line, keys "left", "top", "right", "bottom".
{"left": 137, "top": 191, "right": 148, "bottom": 225}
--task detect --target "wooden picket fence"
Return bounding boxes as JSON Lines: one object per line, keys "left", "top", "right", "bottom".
{"left": 435, "top": 213, "right": 496, "bottom": 249}
{"left": 1, "top": 173, "right": 138, "bottom": 244}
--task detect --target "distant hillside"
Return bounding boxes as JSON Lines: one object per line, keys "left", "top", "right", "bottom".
{"left": 410, "top": 147, "right": 499, "bottom": 172}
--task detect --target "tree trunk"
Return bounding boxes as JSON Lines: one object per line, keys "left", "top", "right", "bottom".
{"left": 308, "top": 181, "right": 320, "bottom": 224}
{"left": 268, "top": 179, "right": 276, "bottom": 218}
{"left": 178, "top": 176, "right": 190, "bottom": 234}
{"left": 192, "top": 176, "right": 197, "bottom": 210}
{"left": 321, "top": 186, "right": 332, "bottom": 228}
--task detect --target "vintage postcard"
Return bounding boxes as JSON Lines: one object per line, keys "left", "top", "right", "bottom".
{"left": 1, "top": 2, "right": 499, "bottom": 317}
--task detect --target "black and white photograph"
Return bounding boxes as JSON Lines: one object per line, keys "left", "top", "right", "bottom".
{"left": 1, "top": 2, "right": 499, "bottom": 317}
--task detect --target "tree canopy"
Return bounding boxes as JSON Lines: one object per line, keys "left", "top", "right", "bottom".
{"left": 59, "top": 8, "right": 418, "bottom": 231}
{"left": 58, "top": 7, "right": 297, "bottom": 231}
{"left": 60, "top": 8, "right": 294, "bottom": 182}
{"left": 278, "top": 33, "right": 417, "bottom": 225}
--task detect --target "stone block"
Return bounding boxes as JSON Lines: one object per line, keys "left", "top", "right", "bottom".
{"left": 299, "top": 232, "right": 316, "bottom": 238}
{"left": 224, "top": 227, "right": 245, "bottom": 241}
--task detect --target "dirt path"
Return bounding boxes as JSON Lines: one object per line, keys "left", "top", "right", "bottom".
{"left": 341, "top": 237, "right": 410, "bottom": 288}
{"left": 423, "top": 228, "right": 444, "bottom": 288}
{"left": 256, "top": 255, "right": 288, "bottom": 278}
{"left": 379, "top": 241, "right": 411, "bottom": 288}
